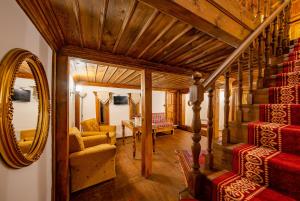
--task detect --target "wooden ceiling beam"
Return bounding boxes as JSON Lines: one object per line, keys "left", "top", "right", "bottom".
{"left": 60, "top": 45, "right": 193, "bottom": 75}
{"left": 137, "top": 18, "right": 177, "bottom": 58}
{"left": 139, "top": 0, "right": 250, "bottom": 48}
{"left": 113, "top": 0, "right": 138, "bottom": 53}
{"left": 76, "top": 81, "right": 184, "bottom": 91}
{"left": 191, "top": 55, "right": 229, "bottom": 70}
{"left": 148, "top": 25, "right": 193, "bottom": 60}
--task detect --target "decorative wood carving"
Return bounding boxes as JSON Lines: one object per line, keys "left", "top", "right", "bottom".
{"left": 206, "top": 87, "right": 214, "bottom": 170}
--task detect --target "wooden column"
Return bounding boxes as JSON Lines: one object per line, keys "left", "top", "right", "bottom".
{"left": 206, "top": 87, "right": 214, "bottom": 170}
{"left": 257, "top": 34, "right": 264, "bottom": 88}
{"left": 237, "top": 58, "right": 243, "bottom": 123}
{"left": 75, "top": 92, "right": 80, "bottom": 128}
{"left": 222, "top": 71, "right": 230, "bottom": 145}
{"left": 54, "top": 53, "right": 69, "bottom": 201}
{"left": 141, "top": 69, "right": 153, "bottom": 178}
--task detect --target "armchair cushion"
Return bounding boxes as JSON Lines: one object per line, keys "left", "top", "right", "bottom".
{"left": 82, "top": 135, "right": 109, "bottom": 148}
{"left": 69, "top": 133, "right": 85, "bottom": 154}
{"left": 81, "top": 118, "right": 100, "bottom": 132}
{"left": 20, "top": 129, "right": 36, "bottom": 141}
{"left": 99, "top": 125, "right": 116, "bottom": 132}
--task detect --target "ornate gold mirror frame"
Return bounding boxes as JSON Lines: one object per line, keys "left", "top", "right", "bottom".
{"left": 0, "top": 49, "right": 50, "bottom": 168}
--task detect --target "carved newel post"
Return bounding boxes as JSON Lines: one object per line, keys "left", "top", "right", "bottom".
{"left": 187, "top": 71, "right": 204, "bottom": 197}
{"left": 189, "top": 72, "right": 204, "bottom": 172}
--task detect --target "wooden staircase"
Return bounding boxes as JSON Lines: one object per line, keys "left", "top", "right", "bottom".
{"left": 178, "top": 0, "right": 296, "bottom": 200}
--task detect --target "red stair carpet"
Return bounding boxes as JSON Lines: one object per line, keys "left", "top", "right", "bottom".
{"left": 212, "top": 39, "right": 300, "bottom": 201}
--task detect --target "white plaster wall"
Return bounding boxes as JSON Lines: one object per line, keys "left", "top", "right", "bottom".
{"left": 185, "top": 91, "right": 225, "bottom": 131}
{"left": 69, "top": 75, "right": 76, "bottom": 127}
{"left": 78, "top": 85, "right": 165, "bottom": 138}
{"left": 0, "top": 0, "right": 52, "bottom": 201}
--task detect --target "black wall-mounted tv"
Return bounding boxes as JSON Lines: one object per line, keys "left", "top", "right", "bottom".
{"left": 113, "top": 96, "right": 128, "bottom": 105}
{"left": 12, "top": 89, "right": 31, "bottom": 102}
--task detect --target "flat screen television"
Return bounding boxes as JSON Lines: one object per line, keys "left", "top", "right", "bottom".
{"left": 113, "top": 96, "right": 128, "bottom": 105}
{"left": 12, "top": 89, "right": 31, "bottom": 102}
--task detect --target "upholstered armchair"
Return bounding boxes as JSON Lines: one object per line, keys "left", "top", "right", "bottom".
{"left": 69, "top": 132, "right": 116, "bottom": 192}
{"left": 80, "top": 118, "right": 116, "bottom": 145}
{"left": 18, "top": 129, "right": 35, "bottom": 153}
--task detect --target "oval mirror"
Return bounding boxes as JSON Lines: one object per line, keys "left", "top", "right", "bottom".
{"left": 0, "top": 49, "right": 50, "bottom": 168}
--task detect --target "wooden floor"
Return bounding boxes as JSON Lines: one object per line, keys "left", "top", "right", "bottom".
{"left": 71, "top": 129, "right": 208, "bottom": 201}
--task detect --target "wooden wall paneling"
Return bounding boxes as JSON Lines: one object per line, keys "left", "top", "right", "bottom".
{"left": 94, "top": 92, "right": 100, "bottom": 124}
{"left": 180, "top": 93, "right": 186, "bottom": 126}
{"left": 86, "top": 63, "right": 97, "bottom": 82}
{"left": 108, "top": 68, "right": 127, "bottom": 83}
{"left": 114, "top": 69, "right": 135, "bottom": 83}
{"left": 95, "top": 65, "right": 108, "bottom": 82}
{"left": 98, "top": 0, "right": 109, "bottom": 50}
{"left": 54, "top": 53, "right": 69, "bottom": 201}
{"left": 75, "top": 92, "right": 80, "bottom": 128}
{"left": 101, "top": 67, "right": 118, "bottom": 83}
{"left": 60, "top": 46, "right": 193, "bottom": 75}
{"left": 103, "top": 102, "right": 110, "bottom": 125}
{"left": 120, "top": 71, "right": 141, "bottom": 84}
{"left": 141, "top": 69, "right": 153, "bottom": 177}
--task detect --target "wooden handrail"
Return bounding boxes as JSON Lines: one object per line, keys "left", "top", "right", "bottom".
{"left": 202, "top": 0, "right": 291, "bottom": 90}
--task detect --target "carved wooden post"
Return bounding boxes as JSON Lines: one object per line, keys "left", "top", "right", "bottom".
{"left": 237, "top": 58, "right": 243, "bottom": 123}
{"left": 248, "top": 45, "right": 254, "bottom": 104}
{"left": 264, "top": 25, "right": 271, "bottom": 85}
{"left": 257, "top": 0, "right": 262, "bottom": 22}
{"left": 222, "top": 70, "right": 230, "bottom": 145}
{"left": 189, "top": 72, "right": 204, "bottom": 172}
{"left": 271, "top": 17, "right": 278, "bottom": 56}
{"left": 206, "top": 87, "right": 214, "bottom": 170}
{"left": 277, "top": 11, "right": 284, "bottom": 56}
{"left": 257, "top": 34, "right": 264, "bottom": 88}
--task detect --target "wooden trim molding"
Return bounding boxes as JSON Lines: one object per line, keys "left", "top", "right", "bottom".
{"left": 60, "top": 45, "right": 193, "bottom": 75}
{"left": 75, "top": 93, "right": 80, "bottom": 128}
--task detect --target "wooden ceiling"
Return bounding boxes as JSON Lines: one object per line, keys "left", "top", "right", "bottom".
{"left": 16, "top": 0, "right": 249, "bottom": 76}
{"left": 71, "top": 60, "right": 192, "bottom": 90}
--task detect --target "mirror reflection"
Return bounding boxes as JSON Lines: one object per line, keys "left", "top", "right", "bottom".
{"left": 12, "top": 61, "right": 38, "bottom": 154}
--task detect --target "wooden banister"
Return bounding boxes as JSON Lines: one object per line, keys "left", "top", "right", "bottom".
{"left": 202, "top": 0, "right": 290, "bottom": 90}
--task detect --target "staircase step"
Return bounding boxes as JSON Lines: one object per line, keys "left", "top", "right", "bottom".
{"left": 212, "top": 171, "right": 297, "bottom": 201}
{"left": 231, "top": 144, "right": 300, "bottom": 200}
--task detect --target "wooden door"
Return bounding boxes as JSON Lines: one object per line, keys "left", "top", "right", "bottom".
{"left": 166, "top": 91, "right": 177, "bottom": 124}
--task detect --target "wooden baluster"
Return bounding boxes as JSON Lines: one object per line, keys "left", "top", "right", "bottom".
{"left": 248, "top": 45, "right": 254, "bottom": 104}
{"left": 237, "top": 58, "right": 243, "bottom": 123}
{"left": 271, "top": 17, "right": 278, "bottom": 56}
{"left": 277, "top": 11, "right": 284, "bottom": 56}
{"left": 264, "top": 25, "right": 271, "bottom": 84}
{"left": 264, "top": 0, "right": 268, "bottom": 20}
{"left": 222, "top": 70, "right": 230, "bottom": 145}
{"left": 257, "top": 34, "right": 264, "bottom": 88}
{"left": 189, "top": 72, "right": 204, "bottom": 172}
{"left": 206, "top": 87, "right": 214, "bottom": 170}
{"left": 188, "top": 72, "right": 204, "bottom": 197}
{"left": 257, "top": 0, "right": 262, "bottom": 22}
{"left": 284, "top": 3, "right": 291, "bottom": 53}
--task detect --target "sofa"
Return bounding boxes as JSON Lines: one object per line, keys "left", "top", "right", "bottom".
{"left": 69, "top": 130, "right": 116, "bottom": 192}
{"left": 80, "top": 118, "right": 116, "bottom": 145}
{"left": 152, "top": 113, "right": 174, "bottom": 134}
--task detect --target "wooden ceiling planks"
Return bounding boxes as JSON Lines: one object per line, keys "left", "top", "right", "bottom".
{"left": 17, "top": 0, "right": 245, "bottom": 74}
{"left": 72, "top": 60, "right": 192, "bottom": 90}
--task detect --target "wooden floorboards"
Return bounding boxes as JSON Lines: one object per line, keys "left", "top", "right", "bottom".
{"left": 70, "top": 129, "right": 207, "bottom": 201}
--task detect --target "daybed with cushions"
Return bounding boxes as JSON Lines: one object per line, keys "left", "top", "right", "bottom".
{"left": 80, "top": 118, "right": 116, "bottom": 145}
{"left": 69, "top": 129, "right": 116, "bottom": 192}
{"left": 152, "top": 113, "right": 174, "bottom": 134}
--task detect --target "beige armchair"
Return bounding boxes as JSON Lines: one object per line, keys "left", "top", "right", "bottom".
{"left": 80, "top": 118, "right": 116, "bottom": 145}
{"left": 69, "top": 132, "right": 116, "bottom": 192}
{"left": 18, "top": 129, "right": 35, "bottom": 153}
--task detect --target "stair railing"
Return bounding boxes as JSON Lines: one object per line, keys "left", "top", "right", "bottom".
{"left": 188, "top": 0, "right": 291, "bottom": 183}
